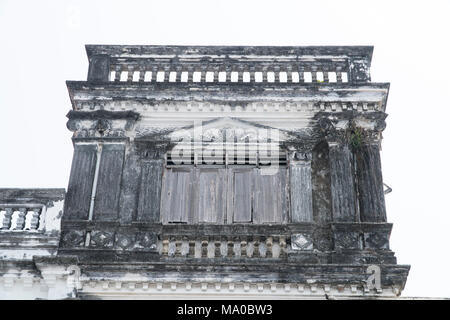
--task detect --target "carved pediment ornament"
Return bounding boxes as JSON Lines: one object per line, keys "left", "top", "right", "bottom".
{"left": 94, "top": 119, "right": 111, "bottom": 135}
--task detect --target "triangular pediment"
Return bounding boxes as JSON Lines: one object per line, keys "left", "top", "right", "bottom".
{"left": 169, "top": 117, "right": 289, "bottom": 143}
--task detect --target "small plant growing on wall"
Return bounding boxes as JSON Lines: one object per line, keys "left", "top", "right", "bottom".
{"left": 349, "top": 127, "right": 364, "bottom": 151}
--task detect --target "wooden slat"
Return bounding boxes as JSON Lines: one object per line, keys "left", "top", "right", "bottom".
{"left": 161, "top": 168, "right": 192, "bottom": 223}
{"left": 94, "top": 144, "right": 125, "bottom": 220}
{"left": 137, "top": 160, "right": 163, "bottom": 222}
{"left": 159, "top": 165, "right": 289, "bottom": 225}
{"left": 119, "top": 152, "right": 141, "bottom": 222}
{"left": 329, "top": 144, "right": 357, "bottom": 221}
{"left": 253, "top": 169, "right": 285, "bottom": 223}
{"left": 64, "top": 144, "right": 97, "bottom": 220}
{"left": 196, "top": 169, "right": 226, "bottom": 223}
{"left": 290, "top": 162, "right": 313, "bottom": 222}
{"left": 232, "top": 169, "right": 253, "bottom": 223}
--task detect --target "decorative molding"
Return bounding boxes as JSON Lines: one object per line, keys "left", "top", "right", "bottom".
{"left": 291, "top": 234, "right": 313, "bottom": 251}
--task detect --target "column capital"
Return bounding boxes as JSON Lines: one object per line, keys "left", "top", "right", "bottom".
{"left": 317, "top": 116, "right": 385, "bottom": 149}
{"left": 67, "top": 110, "right": 139, "bottom": 140}
{"left": 288, "top": 150, "right": 312, "bottom": 162}
{"left": 134, "top": 139, "right": 174, "bottom": 160}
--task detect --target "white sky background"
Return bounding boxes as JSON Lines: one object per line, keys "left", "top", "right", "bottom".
{"left": 1, "top": 0, "right": 449, "bottom": 298}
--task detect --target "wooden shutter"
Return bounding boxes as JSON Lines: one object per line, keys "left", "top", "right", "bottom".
{"left": 290, "top": 162, "right": 313, "bottom": 222}
{"left": 161, "top": 168, "right": 193, "bottom": 223}
{"left": 64, "top": 144, "right": 98, "bottom": 220}
{"left": 137, "top": 160, "right": 164, "bottom": 222}
{"left": 228, "top": 169, "right": 254, "bottom": 223}
{"left": 94, "top": 144, "right": 125, "bottom": 220}
{"left": 253, "top": 168, "right": 287, "bottom": 223}
{"left": 195, "top": 169, "right": 226, "bottom": 223}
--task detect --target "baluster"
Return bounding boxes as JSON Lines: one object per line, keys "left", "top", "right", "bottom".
{"left": 287, "top": 68, "right": 293, "bottom": 82}
{"left": 272, "top": 238, "right": 281, "bottom": 258}
{"left": 298, "top": 67, "right": 304, "bottom": 83}
{"left": 188, "top": 240, "right": 195, "bottom": 256}
{"left": 207, "top": 242, "right": 215, "bottom": 258}
{"left": 201, "top": 240, "right": 208, "bottom": 257}
{"left": 175, "top": 239, "right": 182, "bottom": 256}
{"left": 213, "top": 69, "right": 219, "bottom": 82}
{"left": 214, "top": 240, "right": 221, "bottom": 257}
{"left": 233, "top": 241, "right": 241, "bottom": 257}
{"left": 238, "top": 67, "right": 244, "bottom": 83}
{"left": 187, "top": 66, "right": 194, "bottom": 83}
{"left": 164, "top": 67, "right": 170, "bottom": 82}
{"left": 250, "top": 67, "right": 255, "bottom": 82}
{"left": 226, "top": 66, "right": 231, "bottom": 82}
{"left": 168, "top": 239, "right": 176, "bottom": 257}
{"left": 14, "top": 208, "right": 26, "bottom": 230}
{"left": 253, "top": 237, "right": 260, "bottom": 257}
{"left": 240, "top": 240, "right": 247, "bottom": 256}
{"left": 162, "top": 238, "right": 169, "bottom": 255}
{"left": 139, "top": 66, "right": 145, "bottom": 82}
{"left": 200, "top": 67, "right": 206, "bottom": 82}
{"left": 181, "top": 240, "right": 189, "bottom": 257}
{"left": 227, "top": 240, "right": 234, "bottom": 257}
{"left": 175, "top": 66, "right": 182, "bottom": 82}
{"left": 246, "top": 240, "right": 254, "bottom": 258}
{"left": 336, "top": 68, "right": 343, "bottom": 82}
{"left": 127, "top": 67, "right": 133, "bottom": 82}
{"left": 24, "top": 210, "right": 33, "bottom": 230}
{"left": 151, "top": 66, "right": 158, "bottom": 82}
{"left": 1, "top": 208, "right": 13, "bottom": 229}
{"left": 323, "top": 69, "right": 329, "bottom": 83}
{"left": 259, "top": 239, "right": 267, "bottom": 258}
{"left": 114, "top": 66, "right": 121, "bottom": 82}
{"left": 274, "top": 67, "right": 280, "bottom": 82}
{"left": 265, "top": 237, "right": 273, "bottom": 258}
{"left": 311, "top": 68, "right": 317, "bottom": 82}
{"left": 220, "top": 240, "right": 227, "bottom": 257}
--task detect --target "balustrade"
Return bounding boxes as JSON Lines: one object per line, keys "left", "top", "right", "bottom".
{"left": 159, "top": 235, "right": 287, "bottom": 259}
{"left": 0, "top": 205, "right": 44, "bottom": 231}
{"left": 109, "top": 67, "right": 349, "bottom": 84}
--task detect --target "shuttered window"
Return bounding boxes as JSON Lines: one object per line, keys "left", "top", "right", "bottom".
{"left": 160, "top": 165, "right": 288, "bottom": 224}
{"left": 253, "top": 168, "right": 288, "bottom": 223}
{"left": 161, "top": 168, "right": 193, "bottom": 223}
{"left": 195, "top": 169, "right": 227, "bottom": 223}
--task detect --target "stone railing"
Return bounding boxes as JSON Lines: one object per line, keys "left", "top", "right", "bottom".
{"left": 0, "top": 189, "right": 65, "bottom": 234}
{"left": 0, "top": 205, "right": 44, "bottom": 231}
{"left": 86, "top": 45, "right": 373, "bottom": 84}
{"left": 158, "top": 235, "right": 287, "bottom": 259}
{"left": 108, "top": 68, "right": 349, "bottom": 84}
{"left": 0, "top": 189, "right": 65, "bottom": 260}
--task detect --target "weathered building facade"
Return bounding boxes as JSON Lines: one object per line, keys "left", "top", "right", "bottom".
{"left": 0, "top": 45, "right": 409, "bottom": 299}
